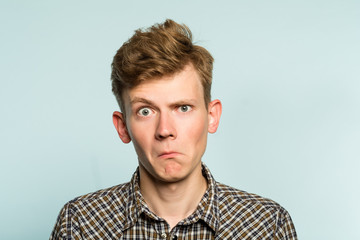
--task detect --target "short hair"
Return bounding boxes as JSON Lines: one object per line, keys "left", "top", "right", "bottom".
{"left": 111, "top": 19, "right": 214, "bottom": 112}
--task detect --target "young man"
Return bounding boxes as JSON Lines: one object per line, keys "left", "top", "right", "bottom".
{"left": 50, "top": 19, "right": 297, "bottom": 239}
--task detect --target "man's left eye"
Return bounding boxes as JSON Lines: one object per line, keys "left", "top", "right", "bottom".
{"left": 178, "top": 105, "right": 192, "bottom": 112}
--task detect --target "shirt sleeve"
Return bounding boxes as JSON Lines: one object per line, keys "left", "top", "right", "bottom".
{"left": 49, "top": 202, "right": 82, "bottom": 240}
{"left": 274, "top": 208, "right": 298, "bottom": 240}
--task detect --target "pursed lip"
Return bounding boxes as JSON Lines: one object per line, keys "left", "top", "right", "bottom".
{"left": 158, "top": 151, "right": 181, "bottom": 159}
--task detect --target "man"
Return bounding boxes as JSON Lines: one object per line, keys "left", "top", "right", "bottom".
{"left": 50, "top": 19, "right": 297, "bottom": 239}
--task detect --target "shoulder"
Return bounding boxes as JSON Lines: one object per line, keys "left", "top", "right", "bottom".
{"left": 50, "top": 182, "right": 131, "bottom": 239}
{"left": 216, "top": 182, "right": 284, "bottom": 211}
{"left": 69, "top": 182, "right": 131, "bottom": 208}
{"left": 61, "top": 182, "right": 132, "bottom": 223}
{"left": 50, "top": 183, "right": 131, "bottom": 240}
{"left": 215, "top": 182, "right": 297, "bottom": 239}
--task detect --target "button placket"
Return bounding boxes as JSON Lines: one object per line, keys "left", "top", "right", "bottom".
{"left": 153, "top": 218, "right": 170, "bottom": 239}
{"left": 170, "top": 226, "right": 179, "bottom": 240}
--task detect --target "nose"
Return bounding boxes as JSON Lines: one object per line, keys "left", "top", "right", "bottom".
{"left": 155, "top": 111, "right": 177, "bottom": 140}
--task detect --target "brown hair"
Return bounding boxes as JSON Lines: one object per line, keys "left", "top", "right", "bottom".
{"left": 111, "top": 19, "right": 214, "bottom": 112}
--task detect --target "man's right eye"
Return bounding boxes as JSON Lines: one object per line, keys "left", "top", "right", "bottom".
{"left": 138, "top": 107, "right": 152, "bottom": 116}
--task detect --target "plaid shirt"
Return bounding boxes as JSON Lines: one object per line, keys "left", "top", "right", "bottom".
{"left": 50, "top": 164, "right": 297, "bottom": 239}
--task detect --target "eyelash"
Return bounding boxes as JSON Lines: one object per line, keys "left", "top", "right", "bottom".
{"left": 137, "top": 106, "right": 152, "bottom": 116}
{"left": 135, "top": 104, "right": 193, "bottom": 116}
{"left": 177, "top": 105, "right": 192, "bottom": 112}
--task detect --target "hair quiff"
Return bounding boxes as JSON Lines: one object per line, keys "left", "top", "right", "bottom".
{"left": 111, "top": 19, "right": 214, "bottom": 112}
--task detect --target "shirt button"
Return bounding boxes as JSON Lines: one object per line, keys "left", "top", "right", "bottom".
{"left": 160, "top": 232, "right": 167, "bottom": 238}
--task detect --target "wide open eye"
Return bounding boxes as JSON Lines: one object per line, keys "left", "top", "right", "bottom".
{"left": 178, "top": 105, "right": 192, "bottom": 113}
{"left": 138, "top": 107, "right": 152, "bottom": 116}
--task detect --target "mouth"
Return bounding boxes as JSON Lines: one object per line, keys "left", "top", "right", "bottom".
{"left": 158, "top": 151, "right": 181, "bottom": 159}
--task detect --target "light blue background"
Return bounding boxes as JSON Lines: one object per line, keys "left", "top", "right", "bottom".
{"left": 1, "top": 0, "right": 359, "bottom": 239}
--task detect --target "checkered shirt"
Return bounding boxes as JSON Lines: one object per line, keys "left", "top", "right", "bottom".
{"left": 50, "top": 164, "right": 297, "bottom": 239}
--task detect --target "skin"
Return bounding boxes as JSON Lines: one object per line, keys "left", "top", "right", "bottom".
{"left": 112, "top": 63, "right": 222, "bottom": 229}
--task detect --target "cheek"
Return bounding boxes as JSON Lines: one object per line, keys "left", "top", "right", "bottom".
{"left": 127, "top": 120, "right": 153, "bottom": 154}
{"left": 183, "top": 114, "right": 208, "bottom": 144}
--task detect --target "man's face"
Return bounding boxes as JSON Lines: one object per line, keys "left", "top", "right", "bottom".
{"left": 113, "top": 64, "right": 221, "bottom": 183}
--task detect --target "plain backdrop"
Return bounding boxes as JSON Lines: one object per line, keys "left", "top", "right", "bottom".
{"left": 1, "top": 0, "right": 359, "bottom": 239}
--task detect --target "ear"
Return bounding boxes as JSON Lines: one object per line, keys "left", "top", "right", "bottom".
{"left": 207, "top": 99, "right": 222, "bottom": 133}
{"left": 112, "top": 111, "right": 131, "bottom": 143}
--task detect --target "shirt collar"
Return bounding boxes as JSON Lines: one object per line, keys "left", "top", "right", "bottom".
{"left": 123, "top": 163, "right": 220, "bottom": 233}
{"left": 179, "top": 163, "right": 220, "bottom": 233}
{"left": 199, "top": 163, "right": 220, "bottom": 232}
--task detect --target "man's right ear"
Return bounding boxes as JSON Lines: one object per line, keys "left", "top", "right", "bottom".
{"left": 112, "top": 111, "right": 131, "bottom": 143}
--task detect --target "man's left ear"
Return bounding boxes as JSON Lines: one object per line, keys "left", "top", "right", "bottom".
{"left": 207, "top": 99, "right": 222, "bottom": 133}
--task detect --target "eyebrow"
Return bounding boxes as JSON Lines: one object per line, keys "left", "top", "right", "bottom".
{"left": 130, "top": 97, "right": 155, "bottom": 106}
{"left": 130, "top": 97, "right": 197, "bottom": 107}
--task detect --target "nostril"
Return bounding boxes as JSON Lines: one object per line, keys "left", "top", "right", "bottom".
{"left": 156, "top": 132, "right": 175, "bottom": 140}
{"left": 156, "top": 114, "right": 176, "bottom": 139}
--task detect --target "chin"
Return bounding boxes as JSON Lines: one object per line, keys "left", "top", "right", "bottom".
{"left": 157, "top": 174, "right": 185, "bottom": 184}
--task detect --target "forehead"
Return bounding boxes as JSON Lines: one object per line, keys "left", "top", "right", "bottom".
{"left": 123, "top": 64, "right": 205, "bottom": 106}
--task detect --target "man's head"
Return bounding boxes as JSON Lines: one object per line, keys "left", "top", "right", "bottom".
{"left": 111, "top": 19, "right": 214, "bottom": 113}
{"left": 111, "top": 19, "right": 221, "bottom": 183}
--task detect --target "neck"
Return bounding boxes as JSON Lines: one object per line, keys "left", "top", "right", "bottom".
{"left": 139, "top": 163, "right": 207, "bottom": 229}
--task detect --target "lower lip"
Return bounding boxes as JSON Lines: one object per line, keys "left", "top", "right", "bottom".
{"left": 159, "top": 152, "right": 180, "bottom": 159}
